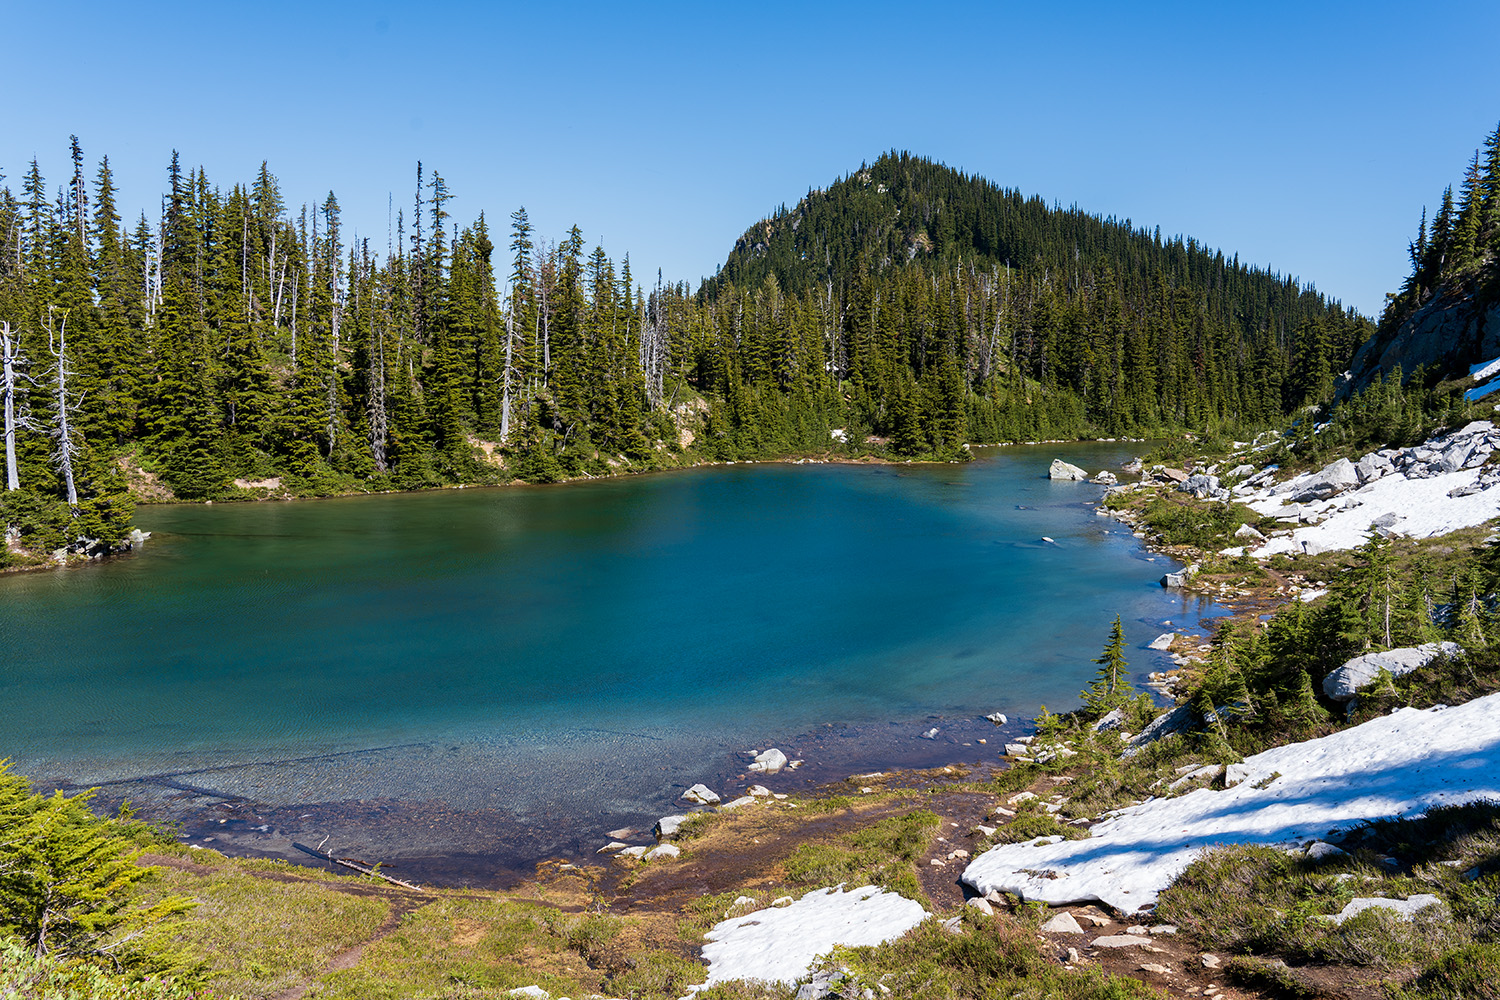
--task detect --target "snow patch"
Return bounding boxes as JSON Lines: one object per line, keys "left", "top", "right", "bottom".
{"left": 962, "top": 693, "right": 1500, "bottom": 912}
{"left": 696, "top": 885, "right": 927, "bottom": 990}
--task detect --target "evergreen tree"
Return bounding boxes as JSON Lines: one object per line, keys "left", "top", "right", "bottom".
{"left": 1081, "top": 615, "right": 1131, "bottom": 714}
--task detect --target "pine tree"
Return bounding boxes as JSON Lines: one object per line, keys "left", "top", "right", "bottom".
{"left": 1081, "top": 615, "right": 1131, "bottom": 714}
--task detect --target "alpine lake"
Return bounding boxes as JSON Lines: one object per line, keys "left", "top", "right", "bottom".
{"left": 0, "top": 443, "right": 1223, "bottom": 885}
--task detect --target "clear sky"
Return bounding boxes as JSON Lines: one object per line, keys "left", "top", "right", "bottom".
{"left": 5, "top": 0, "right": 1496, "bottom": 317}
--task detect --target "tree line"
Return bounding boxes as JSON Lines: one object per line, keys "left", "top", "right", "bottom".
{"left": 1388, "top": 120, "right": 1500, "bottom": 322}
{"left": 0, "top": 142, "right": 1369, "bottom": 557}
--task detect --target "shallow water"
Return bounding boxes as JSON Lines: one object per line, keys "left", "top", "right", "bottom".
{"left": 0, "top": 444, "right": 1220, "bottom": 880}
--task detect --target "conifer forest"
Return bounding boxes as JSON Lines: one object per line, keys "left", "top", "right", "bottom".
{"left": 0, "top": 142, "right": 1377, "bottom": 556}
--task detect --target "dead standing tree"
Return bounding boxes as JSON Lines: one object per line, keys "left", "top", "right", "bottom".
{"left": 45, "top": 308, "right": 81, "bottom": 508}
{"left": 2, "top": 321, "right": 24, "bottom": 492}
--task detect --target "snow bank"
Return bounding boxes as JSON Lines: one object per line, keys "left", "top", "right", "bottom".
{"left": 696, "top": 885, "right": 927, "bottom": 989}
{"left": 962, "top": 693, "right": 1500, "bottom": 913}
{"left": 1226, "top": 421, "right": 1500, "bottom": 557}
{"left": 1248, "top": 464, "right": 1500, "bottom": 556}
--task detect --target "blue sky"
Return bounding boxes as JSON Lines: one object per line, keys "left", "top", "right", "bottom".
{"left": 5, "top": 0, "right": 1496, "bottom": 316}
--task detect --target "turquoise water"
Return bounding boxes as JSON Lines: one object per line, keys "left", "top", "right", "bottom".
{"left": 0, "top": 445, "right": 1218, "bottom": 877}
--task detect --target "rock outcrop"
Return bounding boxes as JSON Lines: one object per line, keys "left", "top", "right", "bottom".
{"left": 1344, "top": 268, "right": 1500, "bottom": 396}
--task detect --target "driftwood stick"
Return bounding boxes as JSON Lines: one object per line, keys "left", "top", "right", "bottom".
{"left": 292, "top": 841, "right": 425, "bottom": 892}
{"left": 331, "top": 855, "right": 425, "bottom": 891}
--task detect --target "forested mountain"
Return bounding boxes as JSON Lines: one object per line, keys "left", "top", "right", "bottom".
{"left": 1347, "top": 122, "right": 1500, "bottom": 391}
{"left": 703, "top": 152, "right": 1369, "bottom": 441}
{"left": 0, "top": 143, "right": 1369, "bottom": 560}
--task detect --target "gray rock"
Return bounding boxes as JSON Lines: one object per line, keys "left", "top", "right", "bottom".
{"left": 966, "top": 897, "right": 995, "bottom": 915}
{"left": 596, "top": 841, "right": 629, "bottom": 854}
{"left": 681, "top": 783, "right": 721, "bottom": 805}
{"left": 746, "top": 784, "right": 773, "bottom": 797}
{"left": 1160, "top": 565, "right": 1198, "bottom": 588}
{"left": 1122, "top": 457, "right": 1144, "bottom": 474}
{"left": 1322, "top": 642, "right": 1463, "bottom": 701}
{"left": 1049, "top": 459, "right": 1088, "bottom": 481}
{"left": 985, "top": 712, "right": 1008, "bottom": 725}
{"left": 507, "top": 987, "right": 550, "bottom": 999}
{"left": 719, "top": 795, "right": 756, "bottom": 810}
{"left": 1092, "top": 934, "right": 1153, "bottom": 948}
{"left": 1356, "top": 452, "right": 1395, "bottom": 484}
{"left": 1179, "top": 473, "right": 1221, "bottom": 496}
{"left": 1125, "top": 703, "right": 1196, "bottom": 756}
{"left": 1293, "top": 457, "right": 1359, "bottom": 502}
{"left": 1091, "top": 707, "right": 1127, "bottom": 732}
{"left": 644, "top": 843, "right": 681, "bottom": 861}
{"left": 1226, "top": 464, "right": 1255, "bottom": 479}
{"left": 654, "top": 814, "right": 689, "bottom": 840}
{"left": 1323, "top": 895, "right": 1444, "bottom": 925}
{"left": 617, "top": 845, "right": 649, "bottom": 859}
{"left": 921, "top": 728, "right": 939, "bottom": 740}
{"left": 748, "top": 748, "right": 788, "bottom": 773}
{"left": 1090, "top": 470, "right": 1118, "bottom": 485}
{"left": 1040, "top": 912, "right": 1084, "bottom": 934}
{"left": 1234, "top": 523, "right": 1266, "bottom": 542}
{"left": 1148, "top": 632, "right": 1175, "bottom": 650}
{"left": 1305, "top": 842, "right": 1346, "bottom": 861}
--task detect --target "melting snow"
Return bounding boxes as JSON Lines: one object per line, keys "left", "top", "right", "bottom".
{"left": 1247, "top": 465, "right": 1500, "bottom": 556}
{"left": 962, "top": 693, "right": 1500, "bottom": 913}
{"left": 696, "top": 885, "right": 927, "bottom": 989}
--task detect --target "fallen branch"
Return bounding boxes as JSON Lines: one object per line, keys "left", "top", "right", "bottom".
{"left": 292, "top": 840, "right": 425, "bottom": 892}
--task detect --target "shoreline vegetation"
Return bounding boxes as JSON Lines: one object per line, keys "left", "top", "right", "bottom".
{"left": 4, "top": 127, "right": 1500, "bottom": 996}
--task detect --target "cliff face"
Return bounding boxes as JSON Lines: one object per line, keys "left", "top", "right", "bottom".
{"left": 1346, "top": 264, "right": 1500, "bottom": 394}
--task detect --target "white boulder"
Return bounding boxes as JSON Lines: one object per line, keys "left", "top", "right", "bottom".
{"left": 681, "top": 783, "right": 721, "bottom": 805}
{"left": 1322, "top": 642, "right": 1462, "bottom": 702}
{"left": 1049, "top": 459, "right": 1088, "bottom": 481}
{"left": 1293, "top": 457, "right": 1359, "bottom": 502}
{"left": 654, "top": 814, "right": 690, "bottom": 840}
{"left": 1323, "top": 895, "right": 1443, "bottom": 925}
{"left": 749, "top": 748, "right": 789, "bottom": 773}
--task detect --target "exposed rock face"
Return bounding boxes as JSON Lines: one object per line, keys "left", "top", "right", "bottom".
{"left": 1322, "top": 642, "right": 1463, "bottom": 701}
{"left": 1049, "top": 459, "right": 1088, "bottom": 481}
{"left": 1344, "top": 271, "right": 1500, "bottom": 395}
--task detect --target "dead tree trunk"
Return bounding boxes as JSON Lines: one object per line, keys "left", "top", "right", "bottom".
{"left": 500, "top": 309, "right": 515, "bottom": 441}
{"left": 47, "top": 309, "right": 79, "bottom": 507}
{"left": 2, "top": 322, "right": 21, "bottom": 491}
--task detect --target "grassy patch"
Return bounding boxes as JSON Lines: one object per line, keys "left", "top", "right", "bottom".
{"left": 609, "top": 949, "right": 710, "bottom": 999}
{"left": 308, "top": 897, "right": 597, "bottom": 1000}
{"left": 1390, "top": 942, "right": 1500, "bottom": 999}
{"left": 813, "top": 911, "right": 1166, "bottom": 999}
{"left": 1157, "top": 829, "right": 1494, "bottom": 972}
{"left": 782, "top": 810, "right": 940, "bottom": 903}
{"left": 137, "top": 859, "right": 388, "bottom": 998}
